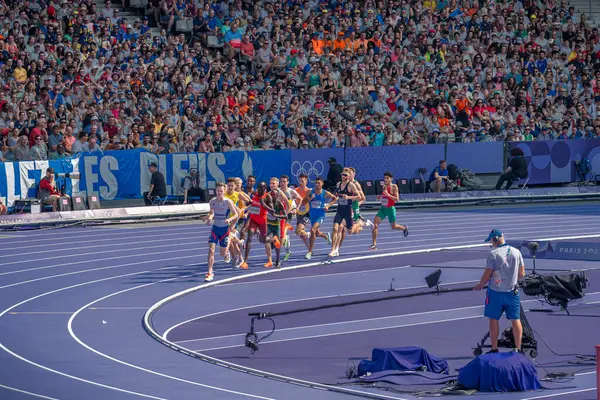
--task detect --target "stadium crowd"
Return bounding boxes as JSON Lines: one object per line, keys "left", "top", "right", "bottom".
{"left": 0, "top": 0, "right": 600, "bottom": 162}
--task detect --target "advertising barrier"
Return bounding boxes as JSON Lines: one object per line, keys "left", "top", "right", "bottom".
{"left": 510, "top": 139, "right": 600, "bottom": 185}
{"left": 0, "top": 140, "right": 596, "bottom": 206}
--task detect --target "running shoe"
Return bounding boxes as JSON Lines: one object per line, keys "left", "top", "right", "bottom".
{"left": 204, "top": 273, "right": 214, "bottom": 282}
{"left": 272, "top": 237, "right": 281, "bottom": 249}
{"left": 284, "top": 250, "right": 292, "bottom": 261}
{"left": 328, "top": 250, "right": 339, "bottom": 257}
{"left": 486, "top": 349, "right": 499, "bottom": 354}
{"left": 239, "top": 262, "right": 248, "bottom": 269}
{"left": 403, "top": 225, "right": 409, "bottom": 237}
{"left": 283, "top": 235, "right": 290, "bottom": 248}
{"left": 326, "top": 232, "right": 332, "bottom": 244}
{"left": 224, "top": 253, "right": 232, "bottom": 264}
{"left": 239, "top": 239, "right": 246, "bottom": 251}
{"left": 275, "top": 260, "right": 281, "bottom": 268}
{"left": 305, "top": 252, "right": 312, "bottom": 260}
{"left": 366, "top": 220, "right": 374, "bottom": 229}
{"left": 234, "top": 258, "right": 244, "bottom": 269}
{"left": 264, "top": 260, "right": 273, "bottom": 268}
{"left": 369, "top": 244, "right": 377, "bottom": 250}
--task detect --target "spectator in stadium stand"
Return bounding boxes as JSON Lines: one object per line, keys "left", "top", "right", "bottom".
{"left": 144, "top": 162, "right": 167, "bottom": 205}
{"left": 38, "top": 168, "right": 63, "bottom": 212}
{"left": 0, "top": 0, "right": 599, "bottom": 160}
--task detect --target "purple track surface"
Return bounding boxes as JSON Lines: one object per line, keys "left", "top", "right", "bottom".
{"left": 0, "top": 203, "right": 599, "bottom": 400}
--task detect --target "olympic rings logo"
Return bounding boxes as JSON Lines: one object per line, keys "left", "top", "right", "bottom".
{"left": 291, "top": 160, "right": 325, "bottom": 183}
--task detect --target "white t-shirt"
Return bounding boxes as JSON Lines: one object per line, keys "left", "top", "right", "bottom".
{"left": 486, "top": 244, "right": 524, "bottom": 292}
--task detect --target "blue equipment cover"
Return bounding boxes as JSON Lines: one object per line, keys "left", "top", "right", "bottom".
{"left": 458, "top": 352, "right": 542, "bottom": 392}
{"left": 357, "top": 347, "right": 449, "bottom": 377}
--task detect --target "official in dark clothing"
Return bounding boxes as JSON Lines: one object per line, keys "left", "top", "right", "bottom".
{"left": 144, "top": 162, "right": 167, "bottom": 205}
{"left": 495, "top": 148, "right": 529, "bottom": 190}
{"left": 325, "top": 157, "right": 343, "bottom": 191}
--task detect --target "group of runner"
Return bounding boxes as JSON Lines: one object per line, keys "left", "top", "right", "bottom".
{"left": 202, "top": 170, "right": 409, "bottom": 282}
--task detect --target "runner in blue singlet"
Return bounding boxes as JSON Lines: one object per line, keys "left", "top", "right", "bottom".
{"left": 305, "top": 176, "right": 337, "bottom": 260}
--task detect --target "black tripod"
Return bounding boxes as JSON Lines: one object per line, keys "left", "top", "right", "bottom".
{"left": 473, "top": 304, "right": 538, "bottom": 358}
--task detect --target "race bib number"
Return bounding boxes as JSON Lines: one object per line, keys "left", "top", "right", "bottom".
{"left": 248, "top": 205, "right": 260, "bottom": 215}
{"left": 381, "top": 197, "right": 389, "bottom": 205}
{"left": 298, "top": 204, "right": 308, "bottom": 213}
{"left": 338, "top": 198, "right": 348, "bottom": 206}
{"left": 311, "top": 201, "right": 322, "bottom": 209}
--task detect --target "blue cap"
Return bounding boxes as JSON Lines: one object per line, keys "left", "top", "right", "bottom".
{"left": 485, "top": 229, "right": 503, "bottom": 242}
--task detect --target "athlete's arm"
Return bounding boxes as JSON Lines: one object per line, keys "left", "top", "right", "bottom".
{"left": 387, "top": 184, "right": 400, "bottom": 202}
{"left": 356, "top": 185, "right": 366, "bottom": 203}
{"left": 261, "top": 196, "right": 276, "bottom": 214}
{"left": 301, "top": 190, "right": 313, "bottom": 204}
{"left": 204, "top": 199, "right": 215, "bottom": 223}
{"left": 225, "top": 198, "right": 240, "bottom": 224}
{"left": 288, "top": 189, "right": 303, "bottom": 203}
{"left": 324, "top": 190, "right": 338, "bottom": 210}
{"left": 237, "top": 191, "right": 252, "bottom": 202}
{"left": 345, "top": 182, "right": 361, "bottom": 201}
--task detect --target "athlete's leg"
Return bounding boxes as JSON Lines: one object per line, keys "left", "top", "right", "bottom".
{"left": 207, "top": 242, "right": 216, "bottom": 280}
{"left": 329, "top": 222, "right": 341, "bottom": 256}
{"left": 308, "top": 221, "right": 321, "bottom": 253}
{"left": 389, "top": 208, "right": 408, "bottom": 236}
{"left": 371, "top": 215, "right": 383, "bottom": 248}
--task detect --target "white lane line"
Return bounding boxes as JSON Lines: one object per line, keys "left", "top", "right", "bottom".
{"left": 218, "top": 265, "right": 413, "bottom": 287}
{"left": 191, "top": 292, "right": 600, "bottom": 352}
{"left": 197, "top": 315, "right": 484, "bottom": 352}
{"left": 67, "top": 278, "right": 277, "bottom": 399}
{"left": 9, "top": 312, "right": 75, "bottom": 315}
{"left": 4, "top": 221, "right": 600, "bottom": 283}
{"left": 0, "top": 383, "right": 60, "bottom": 400}
{"left": 4, "top": 212, "right": 599, "bottom": 267}
{"left": 88, "top": 307, "right": 149, "bottom": 310}
{"left": 2, "top": 211, "right": 598, "bottom": 258}
{"left": 164, "top": 278, "right": 481, "bottom": 341}
{"left": 2, "top": 205, "right": 598, "bottom": 249}
{"left": 0, "top": 268, "right": 180, "bottom": 399}
{"left": 161, "top": 232, "right": 600, "bottom": 340}
{"left": 522, "top": 387, "right": 597, "bottom": 399}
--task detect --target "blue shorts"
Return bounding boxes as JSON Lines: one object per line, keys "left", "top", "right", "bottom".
{"left": 309, "top": 212, "right": 325, "bottom": 227}
{"left": 209, "top": 225, "right": 230, "bottom": 248}
{"left": 485, "top": 289, "right": 520, "bottom": 320}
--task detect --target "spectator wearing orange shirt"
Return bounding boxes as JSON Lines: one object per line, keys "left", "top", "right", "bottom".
{"left": 333, "top": 32, "right": 346, "bottom": 51}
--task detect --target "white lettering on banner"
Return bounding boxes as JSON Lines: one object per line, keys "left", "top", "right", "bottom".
{"left": 84, "top": 156, "right": 99, "bottom": 196}
{"left": 99, "top": 156, "right": 119, "bottom": 200}
{"left": 70, "top": 158, "right": 84, "bottom": 197}
{"left": 207, "top": 153, "right": 226, "bottom": 188}
{"left": 242, "top": 152, "right": 253, "bottom": 180}
{"left": 139, "top": 152, "right": 159, "bottom": 193}
{"left": 157, "top": 154, "right": 172, "bottom": 195}
{"left": 19, "top": 161, "right": 37, "bottom": 200}
{"left": 197, "top": 153, "right": 207, "bottom": 189}
{"left": 171, "top": 153, "right": 188, "bottom": 196}
{"left": 5, "top": 162, "right": 15, "bottom": 206}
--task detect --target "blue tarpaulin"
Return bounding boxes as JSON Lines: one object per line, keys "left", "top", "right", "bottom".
{"left": 357, "top": 347, "right": 449, "bottom": 377}
{"left": 458, "top": 352, "right": 542, "bottom": 392}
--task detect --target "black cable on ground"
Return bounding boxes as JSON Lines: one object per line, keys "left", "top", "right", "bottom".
{"left": 248, "top": 285, "right": 481, "bottom": 319}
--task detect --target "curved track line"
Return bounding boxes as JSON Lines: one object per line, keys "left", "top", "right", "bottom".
{"left": 0, "top": 212, "right": 594, "bottom": 258}
{"left": 145, "top": 233, "right": 600, "bottom": 400}
{"left": 0, "top": 383, "right": 60, "bottom": 400}
{"left": 67, "top": 275, "right": 276, "bottom": 399}
{"left": 0, "top": 268, "right": 188, "bottom": 399}
{"left": 1, "top": 204, "right": 596, "bottom": 249}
